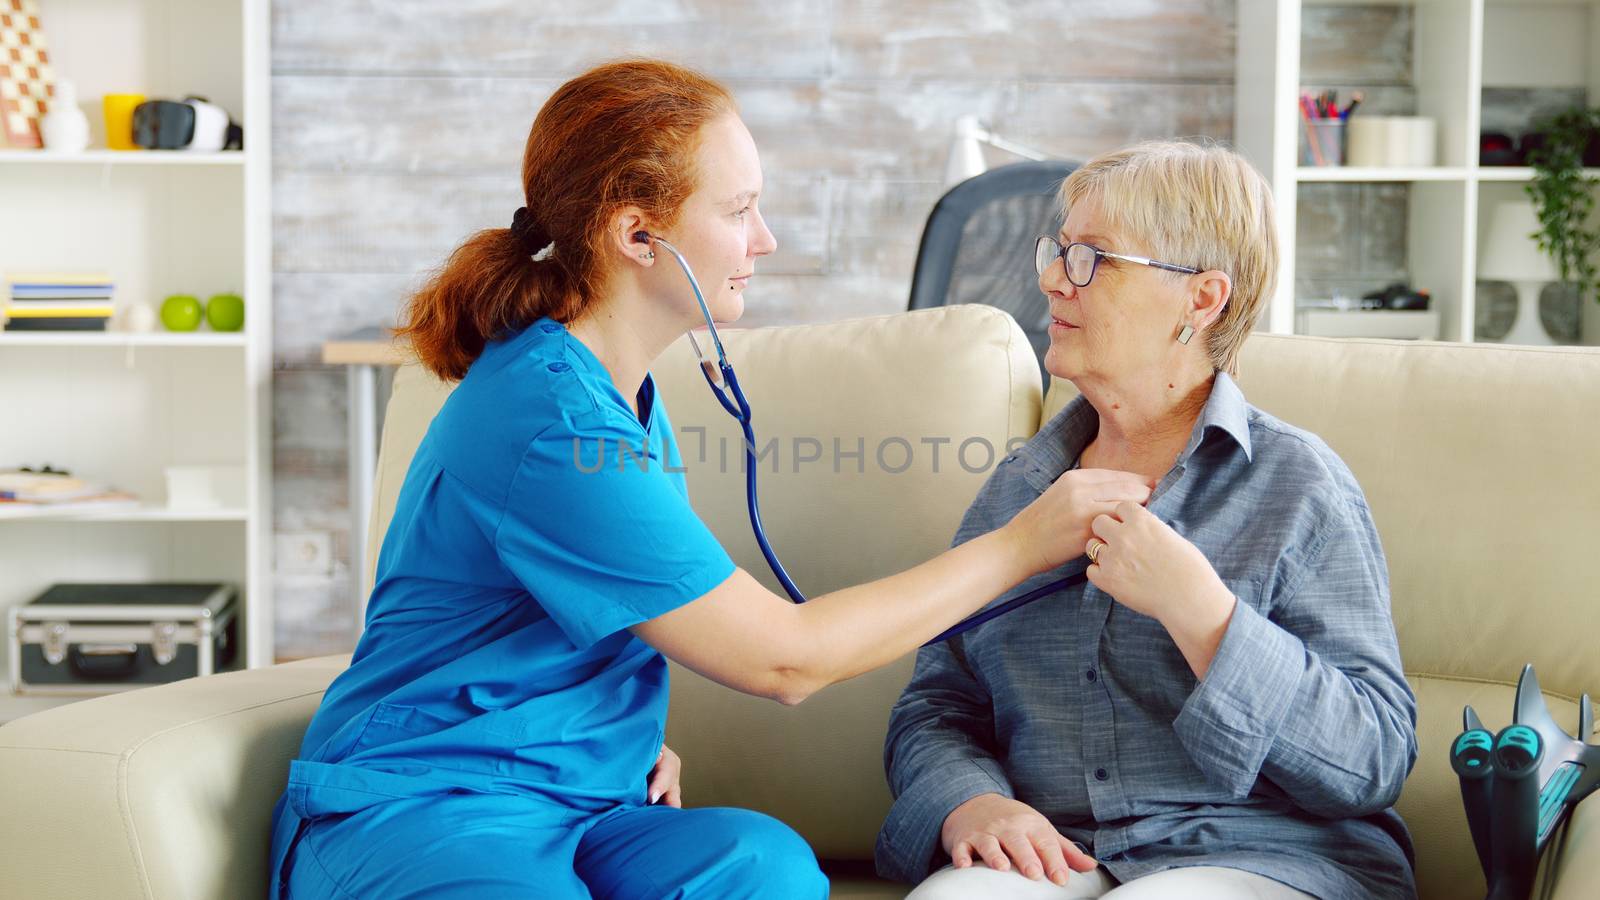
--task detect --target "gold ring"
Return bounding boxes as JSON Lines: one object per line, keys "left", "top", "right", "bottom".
{"left": 1086, "top": 538, "right": 1105, "bottom": 563}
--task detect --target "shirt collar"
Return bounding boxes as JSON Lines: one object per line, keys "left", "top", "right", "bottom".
{"left": 1018, "top": 371, "right": 1253, "bottom": 491}
{"left": 1186, "top": 370, "right": 1253, "bottom": 463}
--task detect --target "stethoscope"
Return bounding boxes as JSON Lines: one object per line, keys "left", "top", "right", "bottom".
{"left": 635, "top": 230, "right": 1088, "bottom": 646}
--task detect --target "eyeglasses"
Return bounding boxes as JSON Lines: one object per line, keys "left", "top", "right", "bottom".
{"left": 1034, "top": 235, "right": 1201, "bottom": 288}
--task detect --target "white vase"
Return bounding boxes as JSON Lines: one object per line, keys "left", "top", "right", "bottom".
{"left": 40, "top": 80, "right": 91, "bottom": 153}
{"left": 1500, "top": 280, "right": 1554, "bottom": 345}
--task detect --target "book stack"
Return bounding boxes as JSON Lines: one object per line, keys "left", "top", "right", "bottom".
{"left": 3, "top": 272, "right": 115, "bottom": 331}
{"left": 0, "top": 469, "right": 138, "bottom": 518}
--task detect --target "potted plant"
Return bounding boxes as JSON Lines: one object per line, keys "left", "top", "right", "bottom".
{"left": 1524, "top": 108, "right": 1600, "bottom": 305}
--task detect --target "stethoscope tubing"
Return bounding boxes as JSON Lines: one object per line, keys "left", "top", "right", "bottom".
{"left": 646, "top": 234, "right": 1077, "bottom": 645}
{"left": 651, "top": 236, "right": 805, "bottom": 604}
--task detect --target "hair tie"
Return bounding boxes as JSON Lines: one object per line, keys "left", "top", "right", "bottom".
{"left": 510, "top": 207, "right": 555, "bottom": 261}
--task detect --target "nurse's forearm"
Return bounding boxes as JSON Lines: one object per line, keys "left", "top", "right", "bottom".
{"left": 631, "top": 523, "right": 1040, "bottom": 705}
{"left": 780, "top": 525, "right": 1036, "bottom": 698}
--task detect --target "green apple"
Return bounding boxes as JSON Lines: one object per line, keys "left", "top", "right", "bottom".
{"left": 206, "top": 292, "right": 245, "bottom": 332}
{"left": 160, "top": 294, "right": 202, "bottom": 331}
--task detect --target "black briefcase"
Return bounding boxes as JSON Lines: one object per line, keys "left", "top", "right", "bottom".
{"left": 9, "top": 582, "right": 238, "bottom": 696}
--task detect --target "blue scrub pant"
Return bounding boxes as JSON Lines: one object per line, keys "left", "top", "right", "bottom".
{"left": 283, "top": 792, "right": 829, "bottom": 899}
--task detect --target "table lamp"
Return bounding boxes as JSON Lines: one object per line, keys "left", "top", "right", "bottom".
{"left": 943, "top": 115, "right": 1048, "bottom": 186}
{"left": 1479, "top": 200, "right": 1558, "bottom": 345}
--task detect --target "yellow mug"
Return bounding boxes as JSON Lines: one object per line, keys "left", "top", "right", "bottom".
{"left": 102, "top": 93, "right": 145, "bottom": 150}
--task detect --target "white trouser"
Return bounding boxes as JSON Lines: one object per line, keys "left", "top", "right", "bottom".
{"left": 906, "top": 863, "right": 1316, "bottom": 899}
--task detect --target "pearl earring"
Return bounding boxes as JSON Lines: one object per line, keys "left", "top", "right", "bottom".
{"left": 1176, "top": 324, "right": 1195, "bottom": 345}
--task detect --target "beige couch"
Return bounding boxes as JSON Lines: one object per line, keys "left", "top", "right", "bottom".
{"left": 3, "top": 305, "right": 1599, "bottom": 899}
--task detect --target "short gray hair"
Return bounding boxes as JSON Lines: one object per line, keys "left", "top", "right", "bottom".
{"left": 1058, "top": 140, "right": 1279, "bottom": 376}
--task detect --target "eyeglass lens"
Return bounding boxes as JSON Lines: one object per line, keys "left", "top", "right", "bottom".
{"left": 1034, "top": 237, "right": 1097, "bottom": 286}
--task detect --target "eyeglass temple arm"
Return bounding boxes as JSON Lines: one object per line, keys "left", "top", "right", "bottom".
{"left": 1099, "top": 249, "right": 1200, "bottom": 275}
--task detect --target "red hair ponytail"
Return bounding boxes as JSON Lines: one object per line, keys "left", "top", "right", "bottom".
{"left": 396, "top": 59, "right": 734, "bottom": 381}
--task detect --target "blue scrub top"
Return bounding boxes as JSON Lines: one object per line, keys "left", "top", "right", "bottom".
{"left": 269, "top": 317, "right": 736, "bottom": 892}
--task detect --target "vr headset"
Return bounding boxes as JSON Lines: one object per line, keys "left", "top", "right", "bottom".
{"left": 132, "top": 96, "right": 243, "bottom": 151}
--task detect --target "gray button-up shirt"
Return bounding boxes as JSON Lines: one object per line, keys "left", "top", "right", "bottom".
{"left": 875, "top": 372, "right": 1418, "bottom": 899}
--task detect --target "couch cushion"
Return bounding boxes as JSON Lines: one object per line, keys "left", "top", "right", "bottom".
{"left": 0, "top": 656, "right": 346, "bottom": 900}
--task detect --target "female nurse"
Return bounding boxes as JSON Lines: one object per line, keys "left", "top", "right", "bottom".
{"left": 269, "top": 59, "right": 1143, "bottom": 899}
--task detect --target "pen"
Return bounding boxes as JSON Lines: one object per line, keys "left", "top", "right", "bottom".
{"left": 1341, "top": 92, "right": 1364, "bottom": 121}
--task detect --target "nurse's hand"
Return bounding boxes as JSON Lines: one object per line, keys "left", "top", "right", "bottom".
{"left": 648, "top": 745, "right": 682, "bottom": 807}
{"left": 1004, "top": 469, "right": 1154, "bottom": 574}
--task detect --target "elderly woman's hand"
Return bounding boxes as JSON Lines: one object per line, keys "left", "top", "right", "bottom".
{"left": 1007, "top": 469, "right": 1155, "bottom": 574}
{"left": 1083, "top": 501, "right": 1238, "bottom": 677}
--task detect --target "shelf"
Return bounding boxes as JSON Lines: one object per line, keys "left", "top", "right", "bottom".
{"left": 1297, "top": 167, "right": 1471, "bottom": 182}
{"left": 1296, "top": 309, "right": 1442, "bottom": 340}
{"left": 1305, "top": 0, "right": 1465, "bottom": 5}
{"left": 1484, "top": 0, "right": 1600, "bottom": 6}
{"left": 0, "top": 332, "right": 247, "bottom": 348}
{"left": 1301, "top": 167, "right": 1600, "bottom": 184}
{"left": 0, "top": 504, "right": 248, "bottom": 523}
{"left": 0, "top": 150, "right": 247, "bottom": 167}
{"left": 1476, "top": 167, "right": 1600, "bottom": 182}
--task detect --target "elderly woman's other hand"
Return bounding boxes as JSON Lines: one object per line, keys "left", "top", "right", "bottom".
{"left": 940, "top": 793, "right": 1099, "bottom": 885}
{"left": 1084, "top": 501, "right": 1238, "bottom": 678}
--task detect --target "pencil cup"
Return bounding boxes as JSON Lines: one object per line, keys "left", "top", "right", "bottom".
{"left": 1300, "top": 119, "right": 1345, "bottom": 166}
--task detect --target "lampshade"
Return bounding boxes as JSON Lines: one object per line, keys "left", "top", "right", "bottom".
{"left": 1479, "top": 200, "right": 1558, "bottom": 282}
{"left": 943, "top": 115, "right": 988, "bottom": 186}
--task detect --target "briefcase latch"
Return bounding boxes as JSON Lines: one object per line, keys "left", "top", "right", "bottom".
{"left": 43, "top": 622, "right": 69, "bottom": 666}
{"left": 152, "top": 621, "right": 179, "bottom": 666}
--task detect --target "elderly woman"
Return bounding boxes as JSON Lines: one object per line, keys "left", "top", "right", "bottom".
{"left": 876, "top": 141, "right": 1417, "bottom": 900}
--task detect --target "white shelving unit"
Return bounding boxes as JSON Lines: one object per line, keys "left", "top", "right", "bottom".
{"left": 0, "top": 0, "right": 272, "bottom": 723}
{"left": 1236, "top": 0, "right": 1600, "bottom": 345}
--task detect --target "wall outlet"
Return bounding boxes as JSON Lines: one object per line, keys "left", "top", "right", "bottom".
{"left": 276, "top": 531, "right": 334, "bottom": 576}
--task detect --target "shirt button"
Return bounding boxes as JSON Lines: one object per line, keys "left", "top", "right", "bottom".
{"left": 547, "top": 362, "right": 570, "bottom": 373}
{"left": 1085, "top": 668, "right": 1097, "bottom": 683}
{"left": 1094, "top": 768, "right": 1109, "bottom": 781}
{"left": 540, "top": 322, "right": 561, "bottom": 334}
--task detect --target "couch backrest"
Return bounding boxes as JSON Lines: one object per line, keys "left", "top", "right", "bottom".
{"left": 365, "top": 306, "right": 1044, "bottom": 859}
{"left": 1045, "top": 333, "right": 1600, "bottom": 898}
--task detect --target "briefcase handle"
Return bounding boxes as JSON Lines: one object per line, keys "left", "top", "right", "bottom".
{"left": 70, "top": 644, "right": 139, "bottom": 679}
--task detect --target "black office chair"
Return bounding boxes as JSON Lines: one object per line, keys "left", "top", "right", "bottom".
{"left": 907, "top": 160, "right": 1079, "bottom": 381}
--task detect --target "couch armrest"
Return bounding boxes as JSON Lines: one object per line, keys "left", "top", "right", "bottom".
{"left": 0, "top": 656, "right": 347, "bottom": 900}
